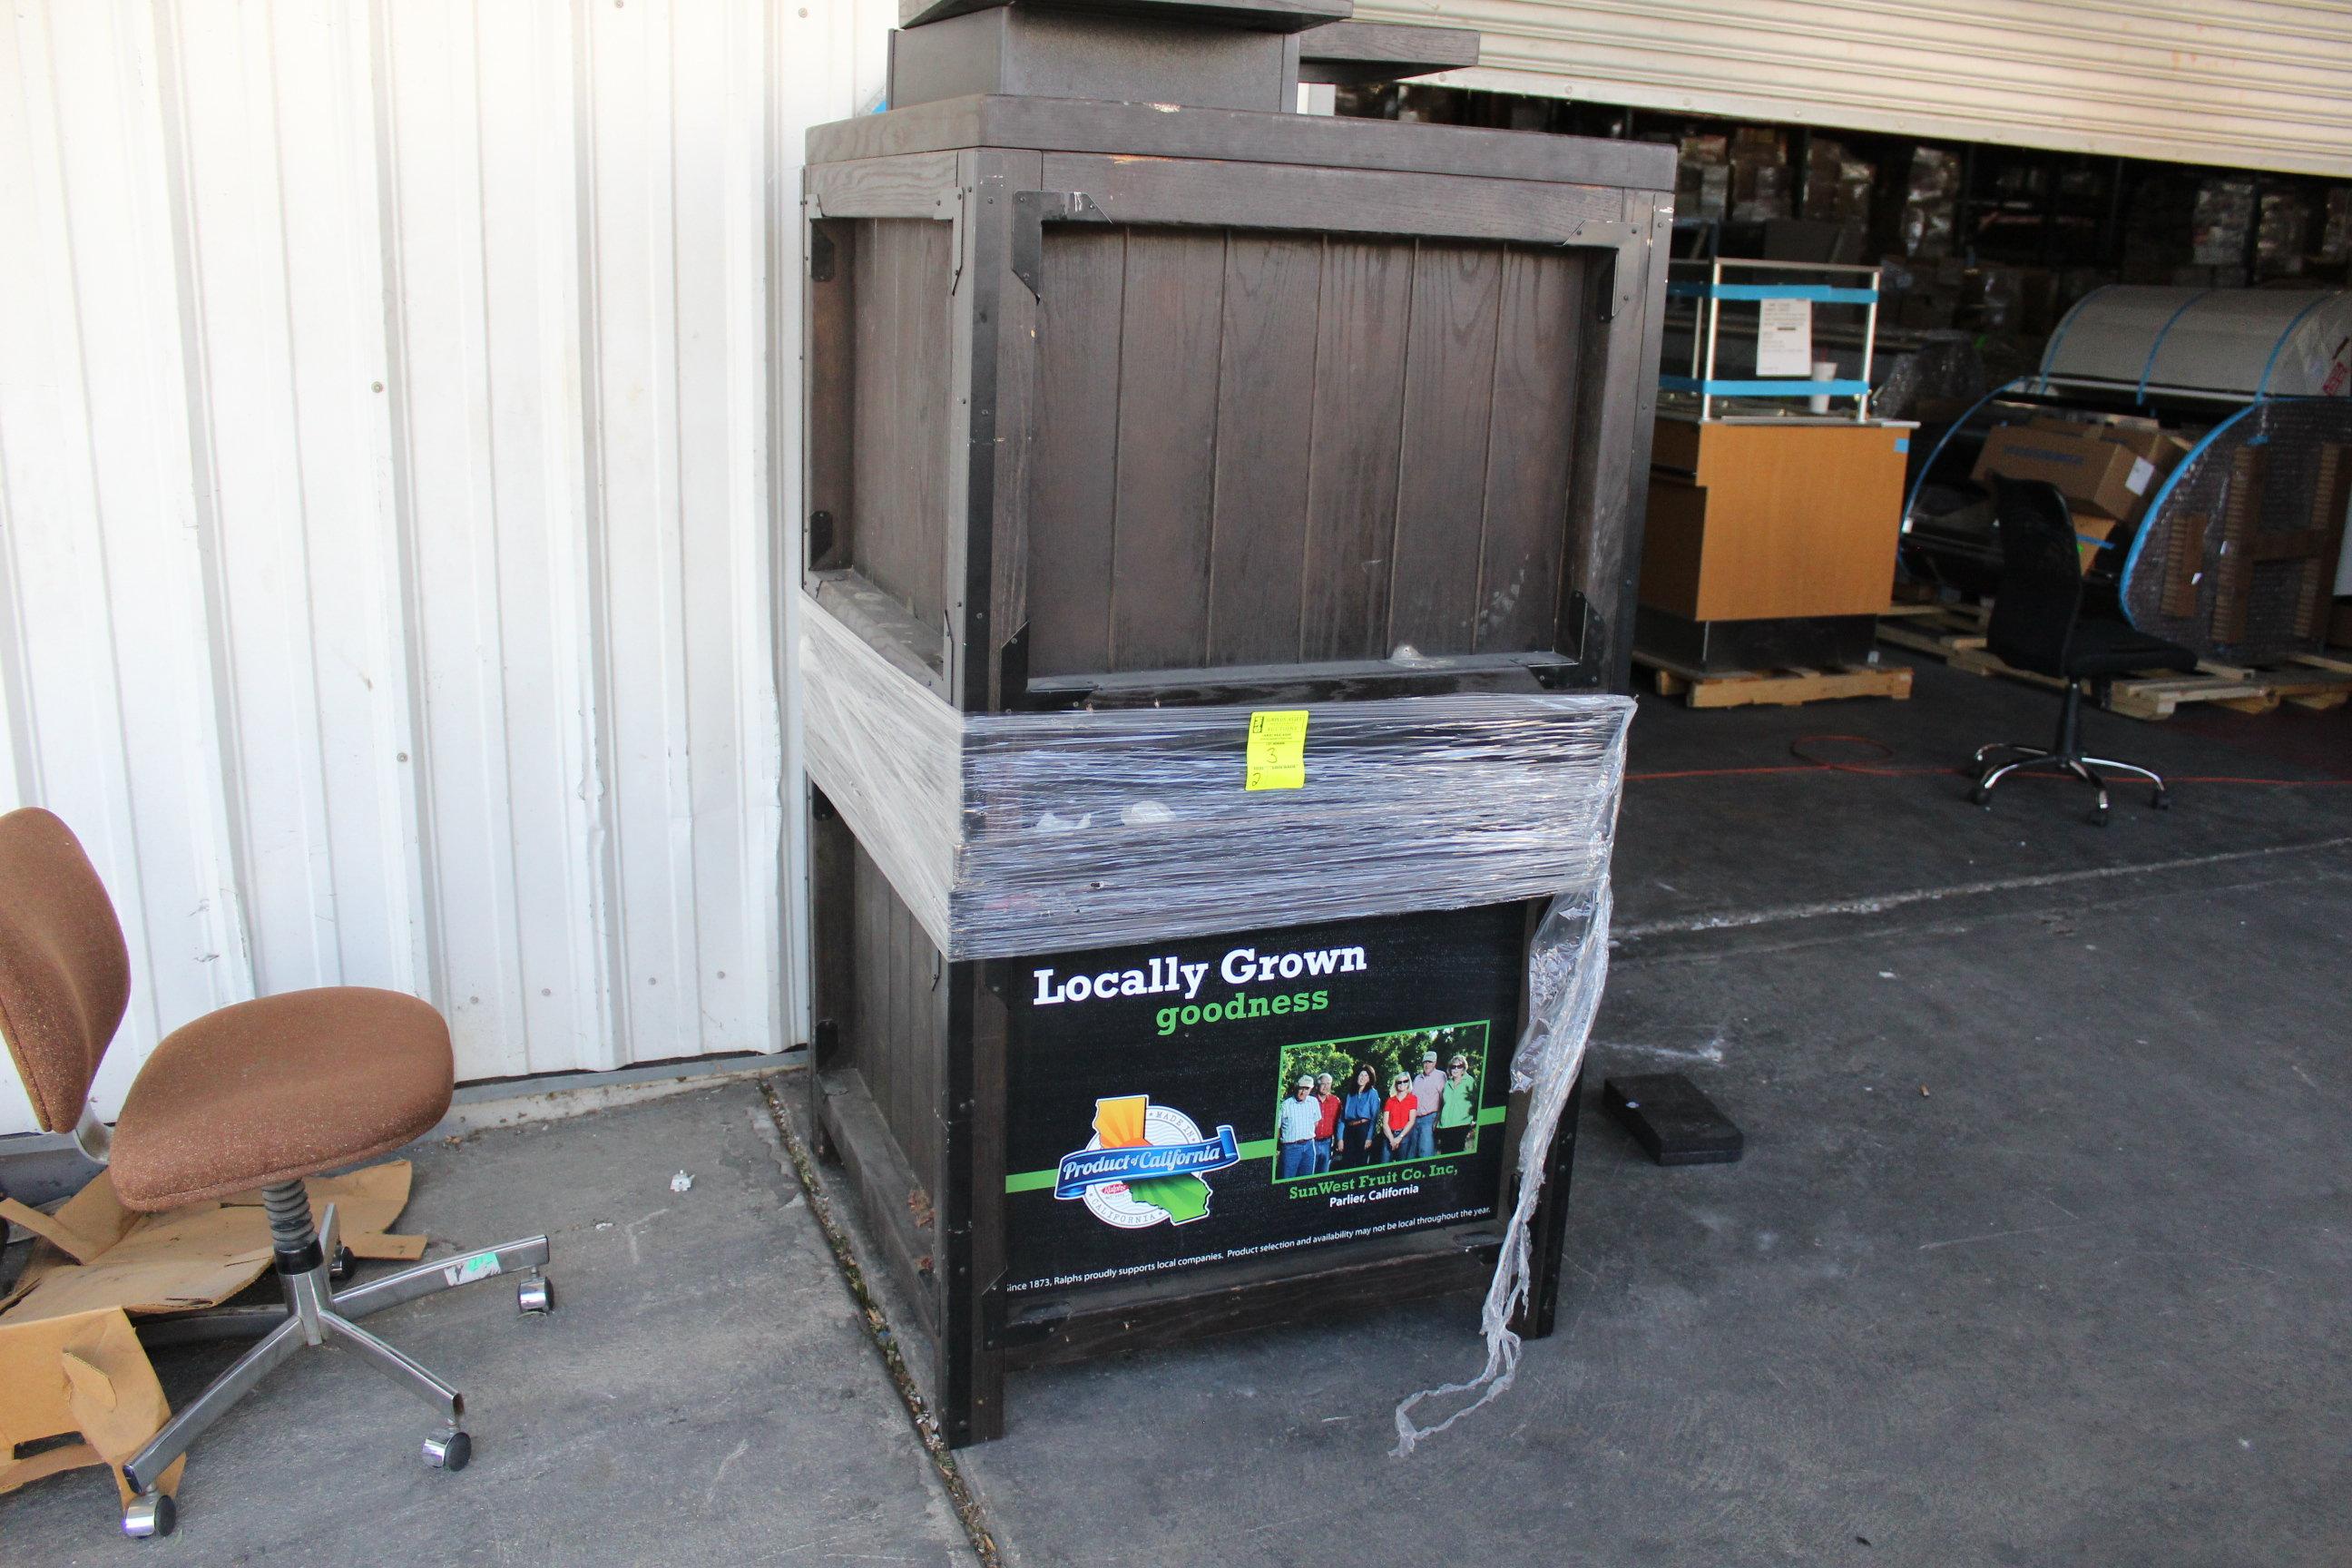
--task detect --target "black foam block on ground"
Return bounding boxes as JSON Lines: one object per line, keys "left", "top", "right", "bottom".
{"left": 1602, "top": 1073, "right": 1743, "bottom": 1166}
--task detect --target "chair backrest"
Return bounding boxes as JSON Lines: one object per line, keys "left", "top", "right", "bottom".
{"left": 0, "top": 808, "right": 131, "bottom": 1132}
{"left": 1985, "top": 476, "right": 2087, "bottom": 678}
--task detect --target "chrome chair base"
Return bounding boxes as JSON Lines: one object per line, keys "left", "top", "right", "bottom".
{"left": 1968, "top": 676, "right": 2171, "bottom": 826}
{"left": 1969, "top": 741, "right": 2170, "bottom": 825}
{"left": 120, "top": 1181, "right": 550, "bottom": 1537}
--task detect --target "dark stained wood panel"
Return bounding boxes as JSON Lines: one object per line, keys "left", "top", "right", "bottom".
{"left": 1043, "top": 151, "right": 1625, "bottom": 245}
{"left": 851, "top": 843, "right": 893, "bottom": 1142}
{"left": 1299, "top": 238, "right": 1413, "bottom": 661}
{"left": 849, "top": 218, "right": 955, "bottom": 629}
{"left": 1108, "top": 229, "right": 1227, "bottom": 671}
{"left": 1388, "top": 240, "right": 1504, "bottom": 654}
{"left": 847, "top": 838, "right": 946, "bottom": 1191}
{"left": 887, "top": 893, "right": 917, "bottom": 1166}
{"left": 1208, "top": 232, "right": 1322, "bottom": 665}
{"left": 848, "top": 232, "right": 899, "bottom": 599}
{"left": 1476, "top": 248, "right": 1584, "bottom": 652}
{"left": 982, "top": 152, "right": 1046, "bottom": 705}
{"left": 1023, "top": 229, "right": 1591, "bottom": 677}
{"left": 897, "top": 220, "right": 956, "bottom": 628}
{"left": 808, "top": 93, "right": 1678, "bottom": 193}
{"left": 1026, "top": 229, "right": 1127, "bottom": 676}
{"left": 805, "top": 222, "right": 857, "bottom": 573}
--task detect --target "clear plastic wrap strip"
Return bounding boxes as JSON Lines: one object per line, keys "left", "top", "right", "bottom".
{"left": 955, "top": 696, "right": 1631, "bottom": 959}
{"left": 799, "top": 601, "right": 964, "bottom": 950}
{"left": 800, "top": 594, "right": 1634, "bottom": 960}
{"left": 1392, "top": 885, "right": 1612, "bottom": 1456}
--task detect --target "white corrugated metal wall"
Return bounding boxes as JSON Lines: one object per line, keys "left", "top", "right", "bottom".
{"left": 0, "top": 0, "right": 893, "bottom": 1137}
{"left": 1362, "top": 0, "right": 2352, "bottom": 177}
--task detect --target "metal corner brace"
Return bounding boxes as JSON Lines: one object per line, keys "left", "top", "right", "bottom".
{"left": 1009, "top": 191, "right": 1110, "bottom": 300}
{"left": 1557, "top": 219, "right": 1642, "bottom": 323}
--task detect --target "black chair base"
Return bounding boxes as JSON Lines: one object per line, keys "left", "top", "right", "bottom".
{"left": 1970, "top": 679, "right": 2171, "bottom": 826}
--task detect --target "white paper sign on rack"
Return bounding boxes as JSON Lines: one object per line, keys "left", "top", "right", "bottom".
{"left": 1755, "top": 297, "right": 1815, "bottom": 378}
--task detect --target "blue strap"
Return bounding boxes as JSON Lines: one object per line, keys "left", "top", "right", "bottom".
{"left": 2035, "top": 284, "right": 2114, "bottom": 394}
{"left": 1660, "top": 377, "right": 1871, "bottom": 397}
{"left": 1666, "top": 282, "right": 1878, "bottom": 304}
{"left": 2255, "top": 293, "right": 2333, "bottom": 397}
{"left": 2137, "top": 290, "right": 2211, "bottom": 402}
{"left": 1899, "top": 376, "right": 2031, "bottom": 529}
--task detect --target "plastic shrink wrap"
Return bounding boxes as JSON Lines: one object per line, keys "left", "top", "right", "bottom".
{"left": 800, "top": 598, "right": 1632, "bottom": 963}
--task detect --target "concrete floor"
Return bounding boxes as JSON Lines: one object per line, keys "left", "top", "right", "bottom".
{"left": 4, "top": 657, "right": 2347, "bottom": 1565}
{"left": 952, "top": 662, "right": 2352, "bottom": 1567}
{"left": 1, "top": 1083, "right": 972, "bottom": 1566}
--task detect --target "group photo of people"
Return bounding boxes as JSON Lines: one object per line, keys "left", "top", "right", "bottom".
{"left": 1268, "top": 1022, "right": 1489, "bottom": 1181}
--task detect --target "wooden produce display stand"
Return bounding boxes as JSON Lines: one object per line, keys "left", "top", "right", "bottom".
{"left": 799, "top": 0, "right": 1664, "bottom": 1446}
{"left": 1638, "top": 416, "right": 1916, "bottom": 703}
{"left": 1637, "top": 259, "right": 1914, "bottom": 703}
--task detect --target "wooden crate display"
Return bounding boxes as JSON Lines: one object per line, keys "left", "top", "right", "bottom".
{"left": 1877, "top": 603, "right": 2352, "bottom": 719}
{"left": 803, "top": 100, "right": 1672, "bottom": 712}
{"left": 802, "top": 86, "right": 1668, "bottom": 1446}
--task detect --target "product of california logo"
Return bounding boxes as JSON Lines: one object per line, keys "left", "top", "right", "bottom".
{"left": 1054, "top": 1095, "right": 1240, "bottom": 1228}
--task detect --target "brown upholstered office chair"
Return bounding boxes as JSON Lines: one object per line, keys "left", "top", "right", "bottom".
{"left": 0, "top": 808, "right": 551, "bottom": 1538}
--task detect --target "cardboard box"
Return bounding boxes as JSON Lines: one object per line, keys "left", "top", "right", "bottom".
{"left": 2069, "top": 510, "right": 2124, "bottom": 572}
{"left": 2029, "top": 413, "right": 2190, "bottom": 468}
{"left": 1, "top": 1308, "right": 185, "bottom": 1510}
{"left": 1972, "top": 419, "right": 2184, "bottom": 531}
{"left": 0, "top": 1161, "right": 422, "bottom": 1526}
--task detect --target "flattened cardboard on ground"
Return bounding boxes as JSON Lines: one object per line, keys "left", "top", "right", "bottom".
{"left": 0, "top": 1163, "right": 420, "bottom": 1524}
{"left": 0, "top": 1307, "right": 185, "bottom": 1507}
{"left": 0, "top": 1161, "right": 424, "bottom": 1324}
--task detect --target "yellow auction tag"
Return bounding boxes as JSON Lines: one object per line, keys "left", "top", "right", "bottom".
{"left": 1244, "top": 710, "right": 1308, "bottom": 791}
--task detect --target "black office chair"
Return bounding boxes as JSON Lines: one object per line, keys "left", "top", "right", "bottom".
{"left": 1969, "top": 477, "right": 2199, "bottom": 824}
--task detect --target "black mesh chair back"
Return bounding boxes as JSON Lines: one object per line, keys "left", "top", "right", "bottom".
{"left": 1967, "top": 475, "right": 2194, "bottom": 824}
{"left": 1984, "top": 476, "right": 2087, "bottom": 679}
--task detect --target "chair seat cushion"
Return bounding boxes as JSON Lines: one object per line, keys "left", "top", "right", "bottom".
{"left": 2065, "top": 618, "right": 2200, "bottom": 678}
{"left": 110, "top": 988, "right": 454, "bottom": 1211}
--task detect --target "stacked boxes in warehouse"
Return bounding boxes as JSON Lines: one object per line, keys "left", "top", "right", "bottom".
{"left": 794, "top": 0, "right": 1666, "bottom": 1444}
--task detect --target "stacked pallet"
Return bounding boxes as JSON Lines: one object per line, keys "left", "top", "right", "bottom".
{"left": 1632, "top": 650, "right": 1912, "bottom": 709}
{"left": 1877, "top": 603, "right": 2352, "bottom": 719}
{"left": 797, "top": 0, "right": 1669, "bottom": 1447}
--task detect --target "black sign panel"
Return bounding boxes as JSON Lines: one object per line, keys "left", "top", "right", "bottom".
{"left": 1003, "top": 903, "right": 1524, "bottom": 1298}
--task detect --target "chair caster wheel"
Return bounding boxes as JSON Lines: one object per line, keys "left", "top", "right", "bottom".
{"left": 2152, "top": 790, "right": 2171, "bottom": 810}
{"left": 423, "top": 1427, "right": 472, "bottom": 1472}
{"left": 328, "top": 1245, "right": 357, "bottom": 1283}
{"left": 123, "top": 1491, "right": 176, "bottom": 1539}
{"left": 517, "top": 1270, "right": 554, "bottom": 1315}
{"left": 1969, "top": 784, "right": 1992, "bottom": 808}
{"left": 2090, "top": 805, "right": 2111, "bottom": 827}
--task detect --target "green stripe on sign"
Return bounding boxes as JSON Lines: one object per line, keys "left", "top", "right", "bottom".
{"left": 1001, "top": 1119, "right": 1513, "bottom": 1194}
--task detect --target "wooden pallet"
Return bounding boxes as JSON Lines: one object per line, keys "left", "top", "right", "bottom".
{"left": 2104, "top": 653, "right": 2352, "bottom": 720}
{"left": 1634, "top": 650, "right": 1914, "bottom": 709}
{"left": 1875, "top": 603, "right": 2352, "bottom": 720}
{"left": 1874, "top": 602, "right": 1992, "bottom": 662}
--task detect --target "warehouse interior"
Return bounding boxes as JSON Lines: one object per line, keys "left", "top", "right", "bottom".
{"left": 3, "top": 2, "right": 2347, "bottom": 1563}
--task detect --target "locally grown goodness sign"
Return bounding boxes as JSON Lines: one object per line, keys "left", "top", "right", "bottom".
{"left": 1003, "top": 904, "right": 1524, "bottom": 1297}
{"left": 1029, "top": 936, "right": 1366, "bottom": 1036}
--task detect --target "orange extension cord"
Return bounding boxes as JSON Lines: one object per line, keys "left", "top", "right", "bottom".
{"left": 1626, "top": 734, "right": 2352, "bottom": 789}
